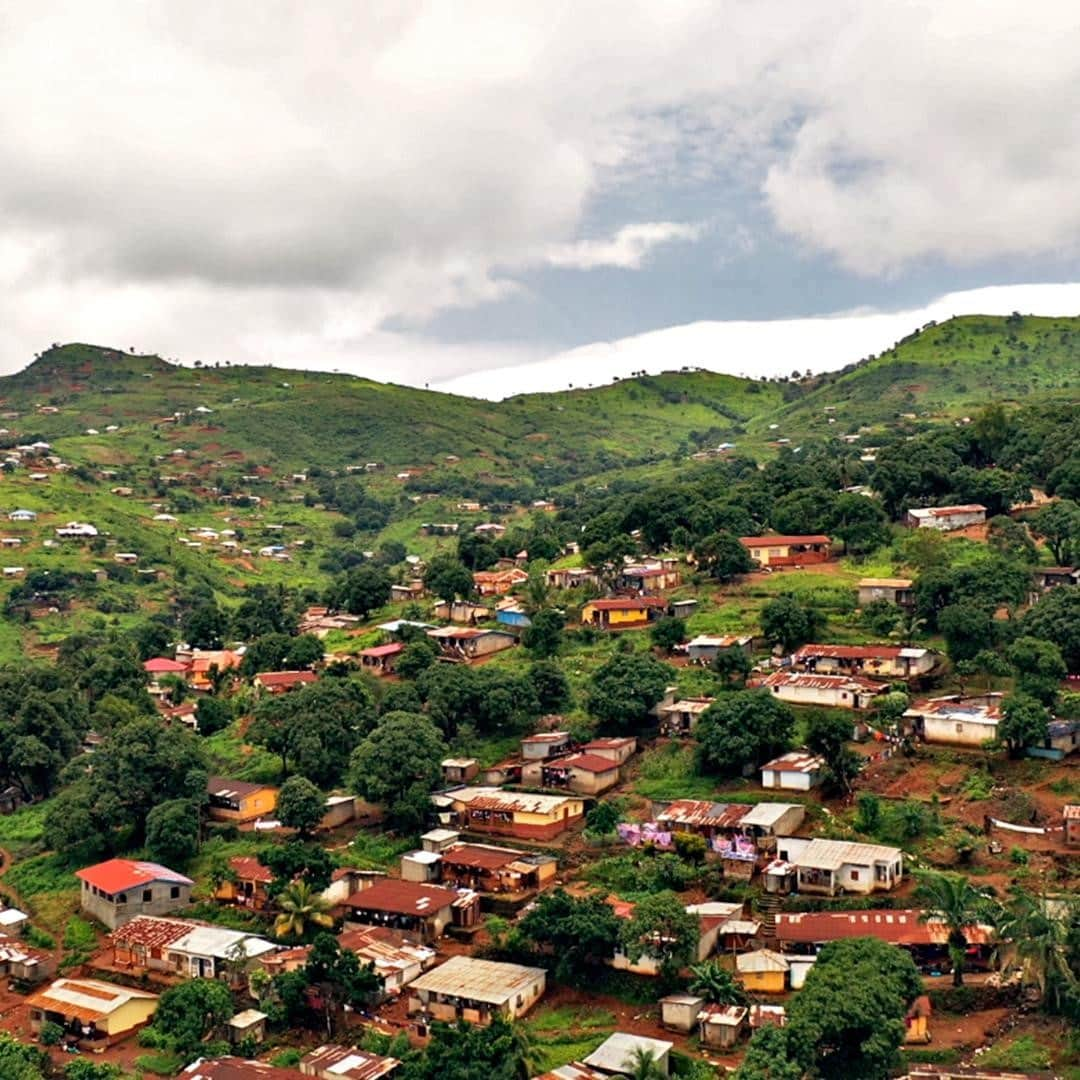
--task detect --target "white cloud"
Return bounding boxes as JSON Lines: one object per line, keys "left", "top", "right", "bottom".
{"left": 538, "top": 222, "right": 704, "bottom": 270}
{"left": 433, "top": 283, "right": 1080, "bottom": 398}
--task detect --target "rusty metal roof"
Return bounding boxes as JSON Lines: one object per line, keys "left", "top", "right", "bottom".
{"left": 656, "top": 799, "right": 751, "bottom": 829}
{"left": 761, "top": 671, "right": 889, "bottom": 693}
{"left": 299, "top": 1045, "right": 400, "bottom": 1080}
{"left": 776, "top": 909, "right": 993, "bottom": 947}
{"left": 343, "top": 879, "right": 458, "bottom": 916}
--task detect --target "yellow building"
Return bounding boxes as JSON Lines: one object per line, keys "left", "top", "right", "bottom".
{"left": 445, "top": 786, "right": 585, "bottom": 840}
{"left": 207, "top": 778, "right": 279, "bottom": 823}
{"left": 736, "top": 949, "right": 789, "bottom": 993}
{"left": 27, "top": 977, "right": 158, "bottom": 1045}
{"left": 580, "top": 597, "right": 667, "bottom": 629}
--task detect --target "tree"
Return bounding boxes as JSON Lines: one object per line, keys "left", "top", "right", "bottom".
{"left": 526, "top": 661, "right": 570, "bottom": 714}
{"left": 1031, "top": 499, "right": 1080, "bottom": 565}
{"left": 277, "top": 775, "right": 325, "bottom": 837}
{"left": 772, "top": 489, "right": 833, "bottom": 537}
{"left": 286, "top": 633, "right": 325, "bottom": 669}
{"left": 1022, "top": 586, "right": 1080, "bottom": 672}
{"left": 987, "top": 515, "right": 1037, "bottom": 563}
{"left": 259, "top": 841, "right": 335, "bottom": 896}
{"left": 804, "top": 710, "right": 861, "bottom": 796}
{"left": 274, "top": 879, "right": 335, "bottom": 940}
{"left": 348, "top": 711, "right": 446, "bottom": 829}
{"left": 733, "top": 1026, "right": 803, "bottom": 1080}
{"left": 689, "top": 959, "right": 747, "bottom": 1005}
{"left": 522, "top": 608, "right": 564, "bottom": 658}
{"left": 0, "top": 1032, "right": 50, "bottom": 1080}
{"left": 938, "top": 602, "right": 996, "bottom": 663}
{"left": 516, "top": 888, "right": 619, "bottom": 982}
{"left": 623, "top": 1048, "right": 667, "bottom": 1080}
{"left": 146, "top": 798, "right": 199, "bottom": 866}
{"left": 1007, "top": 635, "right": 1067, "bottom": 705}
{"left": 149, "top": 978, "right": 234, "bottom": 1055}
{"left": 585, "top": 801, "right": 622, "bottom": 835}
{"left": 996, "top": 889, "right": 1079, "bottom": 1013}
{"left": 396, "top": 637, "right": 440, "bottom": 680}
{"left": 587, "top": 654, "right": 673, "bottom": 731}
{"left": 182, "top": 602, "right": 227, "bottom": 649}
{"left": 830, "top": 493, "right": 890, "bottom": 555}
{"left": 330, "top": 564, "right": 392, "bottom": 618}
{"left": 760, "top": 595, "right": 824, "bottom": 652}
{"left": 304, "top": 932, "right": 382, "bottom": 1034}
{"left": 785, "top": 937, "right": 921, "bottom": 1080}
{"left": 618, "top": 891, "right": 698, "bottom": 977}
{"left": 402, "top": 1017, "right": 531, "bottom": 1080}
{"left": 696, "top": 692, "right": 794, "bottom": 777}
{"left": 423, "top": 555, "right": 474, "bottom": 602}
{"left": 195, "top": 694, "right": 233, "bottom": 736}
{"left": 711, "top": 646, "right": 752, "bottom": 688}
{"left": 649, "top": 616, "right": 686, "bottom": 654}
{"left": 997, "top": 693, "right": 1050, "bottom": 757}
{"left": 913, "top": 872, "right": 998, "bottom": 987}
{"left": 694, "top": 531, "right": 753, "bottom": 582}
{"left": 241, "top": 632, "right": 293, "bottom": 675}
{"left": 379, "top": 682, "right": 424, "bottom": 714}
{"left": 66, "top": 1062, "right": 123, "bottom": 1080}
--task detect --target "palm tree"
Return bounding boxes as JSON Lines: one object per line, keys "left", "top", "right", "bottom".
{"left": 996, "top": 890, "right": 1079, "bottom": 1010}
{"left": 623, "top": 1047, "right": 667, "bottom": 1080}
{"left": 688, "top": 960, "right": 747, "bottom": 1005}
{"left": 273, "top": 879, "right": 334, "bottom": 940}
{"left": 914, "top": 871, "right": 999, "bottom": 986}
{"left": 890, "top": 610, "right": 926, "bottom": 648}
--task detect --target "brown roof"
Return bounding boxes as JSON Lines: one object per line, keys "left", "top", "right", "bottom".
{"left": 558, "top": 752, "right": 621, "bottom": 774}
{"left": 760, "top": 671, "right": 889, "bottom": 693}
{"left": 208, "top": 777, "right": 274, "bottom": 800}
{"left": 300, "top": 1045, "right": 399, "bottom": 1080}
{"left": 440, "top": 843, "right": 525, "bottom": 871}
{"left": 794, "top": 644, "right": 907, "bottom": 661}
{"left": 343, "top": 879, "right": 458, "bottom": 916}
{"left": 181, "top": 1060, "right": 305, "bottom": 1079}
{"left": 255, "top": 670, "right": 317, "bottom": 689}
{"left": 111, "top": 916, "right": 192, "bottom": 951}
{"left": 657, "top": 800, "right": 752, "bottom": 829}
{"left": 740, "top": 534, "right": 830, "bottom": 546}
{"left": 229, "top": 856, "right": 273, "bottom": 884}
{"left": 775, "top": 909, "right": 992, "bottom": 947}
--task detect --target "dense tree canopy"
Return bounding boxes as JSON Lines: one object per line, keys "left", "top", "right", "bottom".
{"left": 588, "top": 653, "right": 673, "bottom": 731}
{"left": 696, "top": 691, "right": 795, "bottom": 777}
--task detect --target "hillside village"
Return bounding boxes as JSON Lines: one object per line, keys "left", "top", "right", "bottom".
{"left": 0, "top": 334, "right": 1079, "bottom": 1080}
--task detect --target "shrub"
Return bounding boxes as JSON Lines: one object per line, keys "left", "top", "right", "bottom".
{"left": 40, "top": 1021, "right": 64, "bottom": 1045}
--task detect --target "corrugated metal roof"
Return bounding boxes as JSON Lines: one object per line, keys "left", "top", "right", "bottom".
{"left": 775, "top": 909, "right": 993, "bottom": 947}
{"left": 656, "top": 800, "right": 751, "bottom": 829}
{"left": 792, "top": 838, "right": 902, "bottom": 871}
{"left": 737, "top": 948, "right": 789, "bottom": 973}
{"left": 343, "top": 880, "right": 459, "bottom": 916}
{"left": 75, "top": 858, "right": 193, "bottom": 894}
{"left": 761, "top": 671, "right": 889, "bottom": 693}
{"left": 450, "top": 786, "right": 580, "bottom": 814}
{"left": 409, "top": 955, "right": 545, "bottom": 1006}
{"left": 740, "top": 803, "right": 804, "bottom": 829}
{"left": 794, "top": 644, "right": 924, "bottom": 661}
{"left": 26, "top": 977, "right": 156, "bottom": 1022}
{"left": 583, "top": 1034, "right": 672, "bottom": 1073}
{"left": 760, "top": 751, "right": 826, "bottom": 774}
{"left": 300, "top": 1044, "right": 400, "bottom": 1080}
{"left": 740, "top": 534, "right": 830, "bottom": 546}
{"left": 857, "top": 578, "right": 914, "bottom": 589}
{"left": 440, "top": 843, "right": 525, "bottom": 870}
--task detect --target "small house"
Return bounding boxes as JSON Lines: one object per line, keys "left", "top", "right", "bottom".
{"left": 615, "top": 563, "right": 681, "bottom": 594}
{"left": 426, "top": 626, "right": 517, "bottom": 660}
{"left": 114, "top": 552, "right": 139, "bottom": 564}
{"left": 253, "top": 670, "right": 317, "bottom": 695}
{"left": 300, "top": 1044, "right": 400, "bottom": 1080}
{"left": 545, "top": 567, "right": 601, "bottom": 590}
{"left": 0, "top": 934, "right": 54, "bottom": 985}
{"left": 581, "top": 737, "right": 637, "bottom": 766}
{"left": 698, "top": 1004, "right": 748, "bottom": 1049}
{"left": 342, "top": 880, "right": 465, "bottom": 942}
{"left": 1030, "top": 567, "right": 1079, "bottom": 602}
{"left": 760, "top": 752, "right": 825, "bottom": 792}
{"left": 7, "top": 509, "right": 36, "bottom": 521}
{"left": 580, "top": 596, "right": 667, "bottom": 629}
{"left": 228, "top": 1010, "right": 269, "bottom": 1048}
{"left": 0, "top": 907, "right": 29, "bottom": 934}
{"left": 206, "top": 778, "right": 279, "bottom": 824}
{"left": 188, "top": 649, "right": 243, "bottom": 691}
{"left": 736, "top": 949, "right": 789, "bottom": 993}
{"left": 669, "top": 598, "right": 698, "bottom": 619}
{"left": 739, "top": 803, "right": 807, "bottom": 851}
{"left": 496, "top": 603, "right": 532, "bottom": 629}
{"left": 654, "top": 799, "right": 751, "bottom": 841}
{"left": 522, "top": 752, "right": 620, "bottom": 796}
{"left": 1064, "top": 804, "right": 1080, "bottom": 847}
{"left": 215, "top": 856, "right": 273, "bottom": 911}
{"left": 76, "top": 859, "right": 193, "bottom": 930}
{"left": 791, "top": 644, "right": 937, "bottom": 680}
{"left": 906, "top": 504, "right": 986, "bottom": 531}
{"left": 904, "top": 694, "right": 1003, "bottom": 748}
{"left": 583, "top": 1033, "right": 673, "bottom": 1077}
{"left": 358, "top": 642, "right": 405, "bottom": 676}
{"left": 419, "top": 842, "right": 556, "bottom": 896}
{"left": 335, "top": 926, "right": 437, "bottom": 997}
{"left": 758, "top": 670, "right": 888, "bottom": 710}
{"left": 445, "top": 786, "right": 585, "bottom": 840}
{"left": 657, "top": 697, "right": 714, "bottom": 736}
{"left": 857, "top": 578, "right": 915, "bottom": 608}
{"left": 441, "top": 758, "right": 480, "bottom": 785}
{"left": 740, "top": 534, "right": 831, "bottom": 568}
{"left": 27, "top": 977, "right": 158, "bottom": 1045}
{"left": 390, "top": 580, "right": 426, "bottom": 603}
{"left": 659, "top": 994, "right": 704, "bottom": 1033}
{"left": 432, "top": 600, "right": 491, "bottom": 624}
{"left": 521, "top": 731, "right": 572, "bottom": 759}
{"left": 780, "top": 837, "right": 903, "bottom": 896}
{"left": 407, "top": 956, "right": 546, "bottom": 1024}
{"left": 685, "top": 634, "right": 752, "bottom": 665}
{"left": 472, "top": 567, "right": 527, "bottom": 596}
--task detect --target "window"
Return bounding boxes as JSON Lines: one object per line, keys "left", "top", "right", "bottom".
{"left": 142, "top": 890, "right": 153, "bottom": 903}
{"left": 170, "top": 886, "right": 181, "bottom": 899}
{"left": 849, "top": 869, "right": 860, "bottom": 881}
{"left": 117, "top": 893, "right": 128, "bottom": 903}
{"left": 955, "top": 723, "right": 964, "bottom": 734}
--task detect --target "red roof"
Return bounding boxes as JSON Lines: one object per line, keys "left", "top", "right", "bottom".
{"left": 740, "top": 535, "right": 831, "bottom": 547}
{"left": 585, "top": 597, "right": 667, "bottom": 611}
{"left": 775, "top": 909, "right": 992, "bottom": 947}
{"left": 760, "top": 671, "right": 889, "bottom": 693}
{"left": 440, "top": 843, "right": 524, "bottom": 871}
{"left": 359, "top": 643, "right": 405, "bottom": 658}
{"left": 657, "top": 800, "right": 752, "bottom": 829}
{"left": 229, "top": 856, "right": 273, "bottom": 884}
{"left": 343, "top": 879, "right": 459, "bottom": 916}
{"left": 179, "top": 1060, "right": 305, "bottom": 1079}
{"left": 111, "top": 916, "right": 191, "bottom": 950}
{"left": 144, "top": 657, "right": 189, "bottom": 673}
{"left": 558, "top": 752, "right": 620, "bottom": 773}
{"left": 256, "top": 670, "right": 317, "bottom": 689}
{"left": 76, "top": 858, "right": 193, "bottom": 894}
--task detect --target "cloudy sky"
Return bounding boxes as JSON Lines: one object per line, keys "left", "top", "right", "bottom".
{"left": 5, "top": 2, "right": 1080, "bottom": 398}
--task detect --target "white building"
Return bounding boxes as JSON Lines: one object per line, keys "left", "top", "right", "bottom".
{"left": 760, "top": 751, "right": 825, "bottom": 792}
{"left": 407, "top": 956, "right": 546, "bottom": 1023}
{"left": 904, "top": 694, "right": 1002, "bottom": 748}
{"left": 906, "top": 504, "right": 987, "bottom": 531}
{"left": 583, "top": 1033, "right": 673, "bottom": 1077}
{"left": 778, "top": 837, "right": 903, "bottom": 896}
{"left": 758, "top": 670, "right": 888, "bottom": 710}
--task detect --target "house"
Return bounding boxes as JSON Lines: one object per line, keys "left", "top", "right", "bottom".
{"left": 657, "top": 696, "right": 714, "bottom": 736}
{"left": 206, "top": 778, "right": 279, "bottom": 823}
{"left": 760, "top": 752, "right": 826, "bottom": 792}
{"left": 426, "top": 626, "right": 517, "bottom": 660}
{"left": 144, "top": 657, "right": 190, "bottom": 697}
{"left": 406, "top": 841, "right": 557, "bottom": 897}
{"left": 27, "top": 977, "right": 158, "bottom": 1045}
{"left": 0, "top": 933, "right": 54, "bottom": 984}
{"left": 1065, "top": 805, "right": 1080, "bottom": 847}
{"left": 182, "top": 1060, "right": 305, "bottom": 1079}
{"left": 532, "top": 1066, "right": 607, "bottom": 1080}
{"left": 580, "top": 596, "right": 667, "bottom": 629}
{"left": 76, "top": 859, "right": 194, "bottom": 930}
{"left": 758, "top": 670, "right": 889, "bottom": 710}
{"left": 496, "top": 603, "right": 532, "bottom": 629}
{"left": 420, "top": 523, "right": 459, "bottom": 536}
{"left": 906, "top": 504, "right": 987, "bottom": 531}
{"left": 698, "top": 1004, "right": 749, "bottom": 1049}
{"left": 0, "top": 906, "right": 29, "bottom": 934}
{"left": 474, "top": 522, "right": 507, "bottom": 537}
{"left": 659, "top": 994, "right": 704, "bottom": 1033}
{"left": 654, "top": 799, "right": 751, "bottom": 841}
{"left": 521, "top": 752, "right": 620, "bottom": 795}
{"left": 1034, "top": 719, "right": 1080, "bottom": 759}
{"left": 545, "top": 567, "right": 601, "bottom": 590}
{"left": 444, "top": 787, "right": 585, "bottom": 840}
{"left": 739, "top": 803, "right": 807, "bottom": 851}
{"left": 685, "top": 634, "right": 752, "bottom": 664}
{"left": 432, "top": 600, "right": 491, "bottom": 624}
{"left": 581, "top": 736, "right": 637, "bottom": 766}
{"left": 110, "top": 917, "right": 276, "bottom": 982}
{"left": 2, "top": 566, "right": 24, "bottom": 578}
{"left": 441, "top": 758, "right": 480, "bottom": 784}
{"left": 521, "top": 731, "right": 572, "bottom": 759}
{"left": 358, "top": 642, "right": 405, "bottom": 676}
{"left": 342, "top": 880, "right": 465, "bottom": 942}
{"left": 1030, "top": 567, "right": 1080, "bottom": 601}
{"left": 407, "top": 956, "right": 546, "bottom": 1024}
{"left": 300, "top": 1044, "right": 400, "bottom": 1080}
{"left": 904, "top": 694, "right": 1003, "bottom": 747}
{"left": 791, "top": 643, "right": 937, "bottom": 680}
{"left": 472, "top": 567, "right": 527, "bottom": 596}
{"left": 583, "top": 1033, "right": 673, "bottom": 1077}
{"left": 780, "top": 837, "right": 903, "bottom": 896}
{"left": 774, "top": 909, "right": 994, "bottom": 969}
{"left": 228, "top": 1009, "right": 269, "bottom": 1047}
{"left": 253, "top": 670, "right": 317, "bottom": 695}
{"left": 857, "top": 578, "right": 915, "bottom": 608}
{"left": 335, "top": 926, "right": 437, "bottom": 997}
{"left": 188, "top": 649, "right": 243, "bottom": 691}
{"left": 390, "top": 580, "right": 426, "bottom": 603}
{"left": 736, "top": 949, "right": 790, "bottom": 993}
{"left": 114, "top": 552, "right": 139, "bottom": 564}
{"left": 215, "top": 856, "right": 274, "bottom": 910}
{"left": 740, "top": 534, "right": 831, "bottom": 568}
{"left": 611, "top": 900, "right": 742, "bottom": 974}
{"left": 615, "top": 562, "right": 681, "bottom": 594}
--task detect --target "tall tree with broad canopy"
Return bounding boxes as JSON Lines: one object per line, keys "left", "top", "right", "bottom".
{"left": 617, "top": 890, "right": 699, "bottom": 978}
{"left": 997, "top": 694, "right": 1050, "bottom": 757}
{"left": 1031, "top": 499, "right": 1080, "bottom": 565}
{"left": 1022, "top": 585, "right": 1080, "bottom": 671}
{"left": 1007, "top": 635, "right": 1067, "bottom": 705}
{"left": 587, "top": 653, "right": 673, "bottom": 731}
{"left": 516, "top": 887, "right": 619, "bottom": 982}
{"left": 276, "top": 775, "right": 326, "bottom": 837}
{"left": 694, "top": 530, "right": 753, "bottom": 582}
{"left": 146, "top": 978, "right": 234, "bottom": 1056}
{"left": 784, "top": 937, "right": 922, "bottom": 1080}
{"left": 804, "top": 710, "right": 861, "bottom": 796}
{"left": 696, "top": 692, "right": 795, "bottom": 778}
{"left": 422, "top": 555, "right": 474, "bottom": 602}
{"left": 759, "top": 595, "right": 825, "bottom": 653}
{"left": 401, "top": 1017, "right": 531, "bottom": 1080}
{"left": 522, "top": 608, "right": 565, "bottom": 657}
